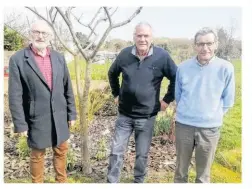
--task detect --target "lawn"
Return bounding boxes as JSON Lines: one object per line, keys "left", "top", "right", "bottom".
{"left": 5, "top": 59, "right": 241, "bottom": 183}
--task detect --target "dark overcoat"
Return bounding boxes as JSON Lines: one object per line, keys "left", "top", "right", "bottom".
{"left": 8, "top": 47, "right": 77, "bottom": 149}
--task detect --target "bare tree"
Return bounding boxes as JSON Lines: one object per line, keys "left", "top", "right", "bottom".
{"left": 26, "top": 6, "right": 143, "bottom": 174}
{"left": 4, "top": 12, "right": 32, "bottom": 46}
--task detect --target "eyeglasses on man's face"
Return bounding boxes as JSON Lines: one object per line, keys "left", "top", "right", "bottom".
{"left": 195, "top": 42, "right": 215, "bottom": 48}
{"left": 31, "top": 30, "right": 50, "bottom": 38}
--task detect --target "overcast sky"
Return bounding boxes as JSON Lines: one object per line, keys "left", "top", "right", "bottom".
{"left": 4, "top": 6, "right": 241, "bottom": 41}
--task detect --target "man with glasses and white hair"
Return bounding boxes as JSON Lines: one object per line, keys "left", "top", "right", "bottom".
{"left": 8, "top": 20, "right": 76, "bottom": 183}
{"left": 174, "top": 27, "right": 235, "bottom": 183}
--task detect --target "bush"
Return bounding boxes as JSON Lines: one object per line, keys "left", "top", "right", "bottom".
{"left": 16, "top": 136, "right": 30, "bottom": 159}
{"left": 154, "top": 114, "right": 172, "bottom": 136}
{"left": 66, "top": 145, "right": 77, "bottom": 172}
{"left": 4, "top": 26, "right": 24, "bottom": 51}
{"left": 88, "top": 86, "right": 110, "bottom": 121}
{"left": 71, "top": 86, "right": 111, "bottom": 132}
{"left": 154, "top": 105, "right": 176, "bottom": 136}
{"left": 95, "top": 137, "right": 107, "bottom": 160}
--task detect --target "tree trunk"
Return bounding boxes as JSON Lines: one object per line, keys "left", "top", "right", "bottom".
{"left": 80, "top": 59, "right": 92, "bottom": 174}
{"left": 74, "top": 55, "right": 82, "bottom": 99}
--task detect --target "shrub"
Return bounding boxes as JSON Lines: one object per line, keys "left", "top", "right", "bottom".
{"left": 4, "top": 26, "right": 24, "bottom": 51}
{"left": 154, "top": 114, "right": 172, "bottom": 136}
{"left": 16, "top": 136, "right": 30, "bottom": 159}
{"left": 88, "top": 86, "right": 110, "bottom": 121}
{"left": 154, "top": 105, "right": 176, "bottom": 136}
{"left": 95, "top": 137, "right": 107, "bottom": 161}
{"left": 66, "top": 145, "right": 77, "bottom": 172}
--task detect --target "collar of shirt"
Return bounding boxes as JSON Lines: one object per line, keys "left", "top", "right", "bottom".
{"left": 131, "top": 45, "right": 153, "bottom": 58}
{"left": 30, "top": 44, "right": 51, "bottom": 57}
{"left": 194, "top": 55, "right": 216, "bottom": 67}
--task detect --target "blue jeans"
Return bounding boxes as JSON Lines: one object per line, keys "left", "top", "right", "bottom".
{"left": 107, "top": 113, "right": 156, "bottom": 183}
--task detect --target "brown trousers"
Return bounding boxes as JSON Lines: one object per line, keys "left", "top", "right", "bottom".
{"left": 30, "top": 141, "right": 68, "bottom": 183}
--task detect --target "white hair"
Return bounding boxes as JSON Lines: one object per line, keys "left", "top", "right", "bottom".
{"left": 30, "top": 19, "right": 53, "bottom": 36}
{"left": 134, "top": 22, "right": 153, "bottom": 35}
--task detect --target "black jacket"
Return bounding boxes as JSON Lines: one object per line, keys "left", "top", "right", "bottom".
{"left": 108, "top": 46, "right": 177, "bottom": 118}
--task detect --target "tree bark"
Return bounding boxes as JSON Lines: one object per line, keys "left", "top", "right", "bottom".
{"left": 80, "top": 60, "right": 92, "bottom": 174}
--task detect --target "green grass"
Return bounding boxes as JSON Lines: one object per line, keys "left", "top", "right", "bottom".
{"left": 120, "top": 163, "right": 241, "bottom": 183}
{"left": 212, "top": 59, "right": 241, "bottom": 182}
{"left": 215, "top": 148, "right": 241, "bottom": 172}
{"left": 16, "top": 136, "right": 30, "bottom": 159}
{"left": 7, "top": 59, "right": 239, "bottom": 183}
{"left": 67, "top": 59, "right": 111, "bottom": 81}
{"left": 215, "top": 60, "right": 241, "bottom": 150}
{"left": 217, "top": 60, "right": 241, "bottom": 150}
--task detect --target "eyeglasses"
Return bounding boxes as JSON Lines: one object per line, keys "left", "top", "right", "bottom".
{"left": 31, "top": 30, "right": 50, "bottom": 38}
{"left": 195, "top": 42, "right": 215, "bottom": 47}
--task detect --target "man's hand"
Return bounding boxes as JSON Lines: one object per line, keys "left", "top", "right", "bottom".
{"left": 20, "top": 131, "right": 28, "bottom": 137}
{"left": 114, "top": 96, "right": 119, "bottom": 105}
{"left": 68, "top": 120, "right": 76, "bottom": 127}
{"left": 160, "top": 100, "right": 169, "bottom": 111}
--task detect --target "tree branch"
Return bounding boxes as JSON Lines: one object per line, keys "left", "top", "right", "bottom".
{"left": 71, "top": 10, "right": 99, "bottom": 36}
{"left": 86, "top": 12, "right": 110, "bottom": 42}
{"left": 56, "top": 7, "right": 70, "bottom": 26}
{"left": 111, "top": 7, "right": 118, "bottom": 17}
{"left": 102, "top": 7, "right": 118, "bottom": 26}
{"left": 26, "top": 7, "right": 48, "bottom": 24}
{"left": 87, "top": 19, "right": 103, "bottom": 40}
{"left": 72, "top": 12, "right": 88, "bottom": 27}
{"left": 55, "top": 7, "right": 88, "bottom": 60}
{"left": 112, "top": 7, "right": 143, "bottom": 29}
{"left": 84, "top": 7, "right": 117, "bottom": 43}
{"left": 89, "top": 7, "right": 102, "bottom": 27}
{"left": 89, "top": 7, "right": 143, "bottom": 59}
{"left": 26, "top": 16, "right": 31, "bottom": 28}
{"left": 103, "top": 7, "right": 112, "bottom": 26}
{"left": 51, "top": 8, "right": 58, "bottom": 23}
{"left": 46, "top": 7, "right": 49, "bottom": 20}
{"left": 84, "top": 35, "right": 98, "bottom": 51}
{"left": 89, "top": 27, "right": 112, "bottom": 59}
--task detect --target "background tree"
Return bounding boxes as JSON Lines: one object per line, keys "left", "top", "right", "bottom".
{"left": 76, "top": 32, "right": 96, "bottom": 50}
{"left": 216, "top": 21, "right": 241, "bottom": 60}
{"left": 4, "top": 26, "right": 25, "bottom": 51}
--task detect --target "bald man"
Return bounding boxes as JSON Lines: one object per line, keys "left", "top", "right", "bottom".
{"left": 8, "top": 20, "right": 76, "bottom": 183}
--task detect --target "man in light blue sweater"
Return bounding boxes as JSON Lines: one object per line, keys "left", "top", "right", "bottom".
{"left": 174, "top": 27, "right": 235, "bottom": 183}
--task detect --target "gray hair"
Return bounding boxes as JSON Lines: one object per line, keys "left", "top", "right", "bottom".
{"left": 134, "top": 22, "right": 153, "bottom": 35}
{"left": 194, "top": 27, "right": 218, "bottom": 44}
